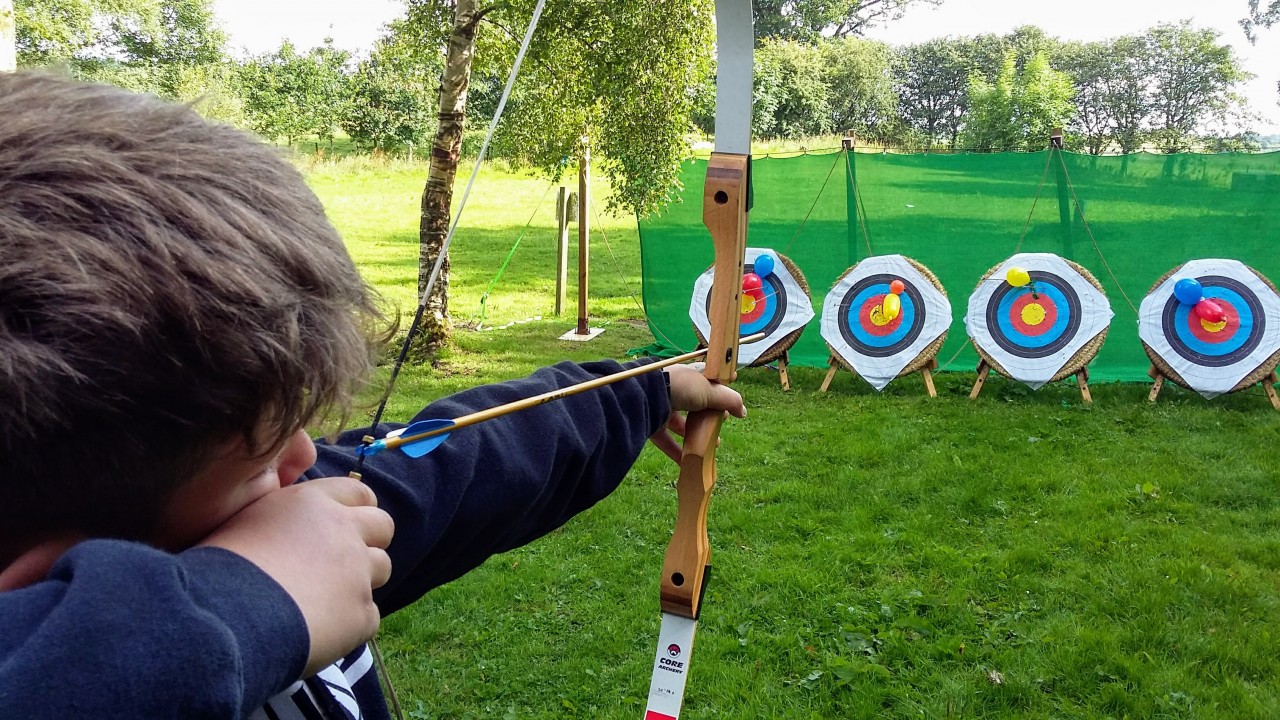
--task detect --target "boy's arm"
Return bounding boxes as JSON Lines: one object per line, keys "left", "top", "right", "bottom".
{"left": 0, "top": 540, "right": 308, "bottom": 719}
{"left": 315, "top": 359, "right": 675, "bottom": 615}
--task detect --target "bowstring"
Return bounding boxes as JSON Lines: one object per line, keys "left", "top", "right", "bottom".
{"left": 354, "top": 0, "right": 548, "bottom": 474}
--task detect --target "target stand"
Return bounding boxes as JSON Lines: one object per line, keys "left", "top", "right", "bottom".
{"left": 820, "top": 352, "right": 941, "bottom": 397}
{"left": 1140, "top": 260, "right": 1280, "bottom": 410}
{"left": 817, "top": 255, "right": 951, "bottom": 396}
{"left": 965, "top": 254, "right": 1113, "bottom": 403}
{"left": 691, "top": 249, "right": 815, "bottom": 391}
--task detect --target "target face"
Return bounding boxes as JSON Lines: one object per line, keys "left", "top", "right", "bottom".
{"left": 821, "top": 254, "right": 951, "bottom": 390}
{"left": 1139, "top": 259, "right": 1280, "bottom": 398}
{"left": 690, "top": 247, "right": 814, "bottom": 366}
{"left": 964, "top": 253, "right": 1113, "bottom": 389}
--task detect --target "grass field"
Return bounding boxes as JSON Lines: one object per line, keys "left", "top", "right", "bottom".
{"left": 308, "top": 155, "right": 1280, "bottom": 719}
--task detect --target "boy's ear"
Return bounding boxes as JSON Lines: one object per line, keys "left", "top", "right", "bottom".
{"left": 0, "top": 534, "right": 85, "bottom": 591}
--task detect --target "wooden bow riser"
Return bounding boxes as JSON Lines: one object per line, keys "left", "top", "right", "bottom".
{"left": 658, "top": 152, "right": 749, "bottom": 620}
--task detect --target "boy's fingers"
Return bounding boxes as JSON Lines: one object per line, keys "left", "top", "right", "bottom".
{"left": 369, "top": 547, "right": 393, "bottom": 590}
{"left": 310, "top": 475, "right": 380, "bottom": 507}
{"left": 666, "top": 413, "right": 687, "bottom": 437}
{"left": 708, "top": 385, "right": 747, "bottom": 418}
{"left": 649, "top": 429, "right": 683, "bottom": 465}
{"left": 353, "top": 506, "right": 395, "bottom": 549}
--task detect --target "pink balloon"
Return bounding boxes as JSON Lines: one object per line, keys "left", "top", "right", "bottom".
{"left": 1195, "top": 299, "right": 1226, "bottom": 323}
{"left": 742, "top": 273, "right": 763, "bottom": 293}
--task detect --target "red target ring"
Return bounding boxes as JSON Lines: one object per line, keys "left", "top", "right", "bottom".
{"left": 1009, "top": 292, "right": 1059, "bottom": 337}
{"left": 858, "top": 293, "right": 904, "bottom": 336}
{"left": 1184, "top": 299, "right": 1241, "bottom": 344}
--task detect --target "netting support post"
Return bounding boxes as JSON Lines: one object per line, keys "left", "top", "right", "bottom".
{"left": 843, "top": 133, "right": 859, "bottom": 266}
{"left": 555, "top": 186, "right": 569, "bottom": 317}
{"left": 1050, "top": 127, "right": 1073, "bottom": 259}
{"left": 577, "top": 143, "right": 591, "bottom": 335}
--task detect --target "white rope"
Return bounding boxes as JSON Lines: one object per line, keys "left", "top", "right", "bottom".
{"left": 417, "top": 0, "right": 548, "bottom": 309}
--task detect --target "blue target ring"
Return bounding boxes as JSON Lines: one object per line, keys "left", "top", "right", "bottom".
{"left": 994, "top": 281, "right": 1071, "bottom": 349}
{"left": 837, "top": 274, "right": 926, "bottom": 357}
{"left": 985, "top": 271, "right": 1082, "bottom": 358}
{"left": 1162, "top": 276, "right": 1263, "bottom": 367}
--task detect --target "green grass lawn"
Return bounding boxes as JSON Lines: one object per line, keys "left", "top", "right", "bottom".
{"left": 309, "top": 155, "right": 1280, "bottom": 719}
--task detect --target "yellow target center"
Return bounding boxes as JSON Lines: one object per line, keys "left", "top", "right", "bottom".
{"left": 1200, "top": 317, "right": 1228, "bottom": 333}
{"left": 741, "top": 294, "right": 757, "bottom": 315}
{"left": 870, "top": 306, "right": 891, "bottom": 326}
{"left": 1020, "top": 303, "right": 1047, "bottom": 326}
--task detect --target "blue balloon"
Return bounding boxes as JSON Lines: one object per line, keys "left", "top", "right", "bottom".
{"left": 1173, "top": 278, "right": 1203, "bottom": 305}
{"left": 753, "top": 252, "right": 776, "bottom": 278}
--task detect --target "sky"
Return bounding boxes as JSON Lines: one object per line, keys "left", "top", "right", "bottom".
{"left": 212, "top": 0, "right": 1280, "bottom": 133}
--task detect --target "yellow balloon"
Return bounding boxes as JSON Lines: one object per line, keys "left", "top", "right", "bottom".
{"left": 882, "top": 293, "right": 901, "bottom": 321}
{"left": 1006, "top": 267, "right": 1031, "bottom": 287}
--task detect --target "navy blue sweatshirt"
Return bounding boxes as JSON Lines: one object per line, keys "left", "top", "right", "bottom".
{"left": 0, "top": 360, "right": 669, "bottom": 719}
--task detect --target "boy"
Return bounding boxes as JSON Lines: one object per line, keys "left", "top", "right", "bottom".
{"left": 0, "top": 72, "right": 745, "bottom": 719}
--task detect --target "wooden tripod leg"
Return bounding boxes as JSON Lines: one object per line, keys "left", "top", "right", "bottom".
{"left": 778, "top": 351, "right": 792, "bottom": 392}
{"left": 969, "top": 360, "right": 990, "bottom": 400}
{"left": 819, "top": 355, "right": 839, "bottom": 393}
{"left": 1264, "top": 371, "right": 1280, "bottom": 411}
{"left": 1076, "top": 366, "right": 1093, "bottom": 404}
{"left": 1147, "top": 363, "right": 1164, "bottom": 403}
{"left": 921, "top": 357, "right": 938, "bottom": 398}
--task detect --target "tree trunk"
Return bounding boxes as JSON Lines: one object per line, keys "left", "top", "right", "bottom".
{"left": 416, "top": 0, "right": 483, "bottom": 356}
{"left": 1, "top": 0, "right": 16, "bottom": 73}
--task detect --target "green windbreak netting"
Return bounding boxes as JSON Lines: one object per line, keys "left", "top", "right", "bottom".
{"left": 638, "top": 149, "right": 1280, "bottom": 382}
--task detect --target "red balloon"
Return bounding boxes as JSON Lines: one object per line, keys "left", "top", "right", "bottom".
{"left": 1195, "top": 299, "right": 1226, "bottom": 324}
{"left": 742, "top": 272, "right": 763, "bottom": 293}
{"left": 889, "top": 279, "right": 905, "bottom": 295}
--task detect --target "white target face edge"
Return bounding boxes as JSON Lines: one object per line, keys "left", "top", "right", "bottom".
{"left": 1138, "top": 258, "right": 1280, "bottom": 398}
{"left": 820, "top": 254, "right": 951, "bottom": 390}
{"left": 964, "top": 253, "right": 1114, "bottom": 390}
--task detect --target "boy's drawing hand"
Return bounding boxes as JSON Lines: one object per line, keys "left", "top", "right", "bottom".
{"left": 650, "top": 364, "right": 747, "bottom": 464}
{"left": 199, "top": 476, "right": 394, "bottom": 676}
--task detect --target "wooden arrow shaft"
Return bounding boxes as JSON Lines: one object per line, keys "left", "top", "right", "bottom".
{"left": 380, "top": 333, "right": 763, "bottom": 452}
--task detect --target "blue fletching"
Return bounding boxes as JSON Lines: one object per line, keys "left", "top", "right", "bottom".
{"left": 356, "top": 439, "right": 388, "bottom": 458}
{"left": 395, "top": 418, "right": 455, "bottom": 458}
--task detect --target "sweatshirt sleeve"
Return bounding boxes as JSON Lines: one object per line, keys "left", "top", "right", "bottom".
{"left": 312, "top": 359, "right": 671, "bottom": 615}
{"left": 0, "top": 540, "right": 309, "bottom": 719}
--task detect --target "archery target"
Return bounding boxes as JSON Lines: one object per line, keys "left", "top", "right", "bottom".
{"left": 690, "top": 247, "right": 815, "bottom": 366}
{"left": 965, "top": 253, "right": 1113, "bottom": 389}
{"left": 1139, "top": 259, "right": 1280, "bottom": 398}
{"left": 820, "top": 254, "right": 951, "bottom": 391}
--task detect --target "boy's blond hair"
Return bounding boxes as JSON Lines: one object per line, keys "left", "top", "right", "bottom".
{"left": 0, "top": 72, "right": 383, "bottom": 556}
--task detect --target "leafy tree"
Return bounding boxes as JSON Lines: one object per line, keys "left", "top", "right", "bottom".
{"left": 15, "top": 0, "right": 229, "bottom": 106}
{"left": 1, "top": 0, "right": 14, "bottom": 72}
{"left": 1242, "top": 0, "right": 1280, "bottom": 42}
{"left": 106, "top": 0, "right": 226, "bottom": 96}
{"left": 894, "top": 38, "right": 972, "bottom": 149}
{"left": 961, "top": 49, "right": 1074, "bottom": 151}
{"left": 238, "top": 41, "right": 308, "bottom": 145}
{"left": 1057, "top": 36, "right": 1149, "bottom": 154}
{"left": 1144, "top": 21, "right": 1249, "bottom": 153}
{"left": 306, "top": 39, "right": 351, "bottom": 147}
{"left": 753, "top": 39, "right": 832, "bottom": 138}
{"left": 238, "top": 39, "right": 350, "bottom": 148}
{"left": 343, "top": 35, "right": 438, "bottom": 152}
{"left": 753, "top": 0, "right": 942, "bottom": 42}
{"left": 15, "top": 0, "right": 106, "bottom": 66}
{"left": 821, "top": 37, "right": 898, "bottom": 142}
